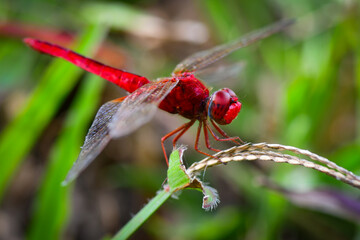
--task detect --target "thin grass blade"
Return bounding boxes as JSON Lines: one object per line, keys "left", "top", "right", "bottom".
{"left": 27, "top": 73, "right": 105, "bottom": 239}
{"left": 0, "top": 24, "right": 106, "bottom": 200}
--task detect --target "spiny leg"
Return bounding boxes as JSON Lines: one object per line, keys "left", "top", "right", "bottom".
{"left": 194, "top": 121, "right": 219, "bottom": 159}
{"left": 161, "top": 120, "right": 195, "bottom": 165}
{"left": 210, "top": 119, "right": 244, "bottom": 144}
{"left": 202, "top": 122, "right": 221, "bottom": 152}
{"left": 172, "top": 120, "right": 196, "bottom": 147}
{"left": 206, "top": 120, "right": 241, "bottom": 144}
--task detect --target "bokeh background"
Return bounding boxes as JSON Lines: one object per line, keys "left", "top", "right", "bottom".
{"left": 0, "top": 0, "right": 360, "bottom": 239}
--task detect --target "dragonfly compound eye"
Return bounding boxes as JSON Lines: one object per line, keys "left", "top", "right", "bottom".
{"left": 223, "top": 88, "right": 238, "bottom": 100}
{"left": 208, "top": 89, "right": 242, "bottom": 125}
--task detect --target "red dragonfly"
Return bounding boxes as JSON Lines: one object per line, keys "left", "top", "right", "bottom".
{"left": 25, "top": 20, "right": 292, "bottom": 184}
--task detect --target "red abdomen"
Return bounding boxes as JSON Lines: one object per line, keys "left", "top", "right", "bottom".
{"left": 24, "top": 38, "right": 150, "bottom": 93}
{"left": 159, "top": 74, "right": 209, "bottom": 119}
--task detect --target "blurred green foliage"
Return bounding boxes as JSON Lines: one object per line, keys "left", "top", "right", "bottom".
{"left": 0, "top": 0, "right": 359, "bottom": 239}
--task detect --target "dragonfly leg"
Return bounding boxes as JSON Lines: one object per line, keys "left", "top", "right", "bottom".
{"left": 202, "top": 122, "right": 221, "bottom": 152}
{"left": 194, "top": 121, "right": 220, "bottom": 159}
{"left": 172, "top": 120, "right": 196, "bottom": 147}
{"left": 210, "top": 119, "right": 244, "bottom": 144}
{"left": 161, "top": 120, "right": 195, "bottom": 165}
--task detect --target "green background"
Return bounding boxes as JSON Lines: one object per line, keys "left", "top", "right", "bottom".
{"left": 0, "top": 0, "right": 359, "bottom": 239}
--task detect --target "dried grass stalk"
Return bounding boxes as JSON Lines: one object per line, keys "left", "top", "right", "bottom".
{"left": 186, "top": 143, "right": 360, "bottom": 189}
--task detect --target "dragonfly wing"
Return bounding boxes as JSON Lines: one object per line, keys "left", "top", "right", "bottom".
{"left": 173, "top": 19, "right": 293, "bottom": 74}
{"left": 63, "top": 79, "right": 178, "bottom": 185}
{"left": 194, "top": 61, "right": 246, "bottom": 85}
{"left": 109, "top": 78, "right": 179, "bottom": 138}
{"left": 62, "top": 98, "right": 124, "bottom": 185}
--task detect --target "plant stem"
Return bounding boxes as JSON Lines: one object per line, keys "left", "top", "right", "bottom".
{"left": 112, "top": 189, "right": 172, "bottom": 240}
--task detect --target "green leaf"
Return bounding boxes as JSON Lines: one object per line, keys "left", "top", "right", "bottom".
{"left": 167, "top": 146, "right": 191, "bottom": 191}
{"left": 112, "top": 148, "right": 220, "bottom": 240}
{"left": 167, "top": 147, "right": 220, "bottom": 210}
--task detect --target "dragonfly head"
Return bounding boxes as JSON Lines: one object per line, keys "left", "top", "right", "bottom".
{"left": 207, "top": 88, "right": 242, "bottom": 125}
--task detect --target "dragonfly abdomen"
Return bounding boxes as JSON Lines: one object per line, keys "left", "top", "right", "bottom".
{"left": 113, "top": 72, "right": 150, "bottom": 93}
{"left": 24, "top": 38, "right": 150, "bottom": 93}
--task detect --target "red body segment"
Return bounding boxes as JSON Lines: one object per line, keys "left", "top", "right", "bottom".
{"left": 159, "top": 73, "right": 209, "bottom": 119}
{"left": 24, "top": 38, "right": 150, "bottom": 93}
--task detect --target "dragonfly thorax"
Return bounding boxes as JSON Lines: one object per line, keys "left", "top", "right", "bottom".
{"left": 207, "top": 88, "right": 242, "bottom": 125}
{"left": 158, "top": 73, "right": 210, "bottom": 120}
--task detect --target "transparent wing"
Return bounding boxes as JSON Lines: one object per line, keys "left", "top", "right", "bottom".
{"left": 109, "top": 78, "right": 179, "bottom": 138}
{"left": 173, "top": 19, "right": 294, "bottom": 74}
{"left": 194, "top": 61, "right": 245, "bottom": 85}
{"left": 63, "top": 79, "right": 179, "bottom": 185}
{"left": 62, "top": 98, "right": 124, "bottom": 185}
